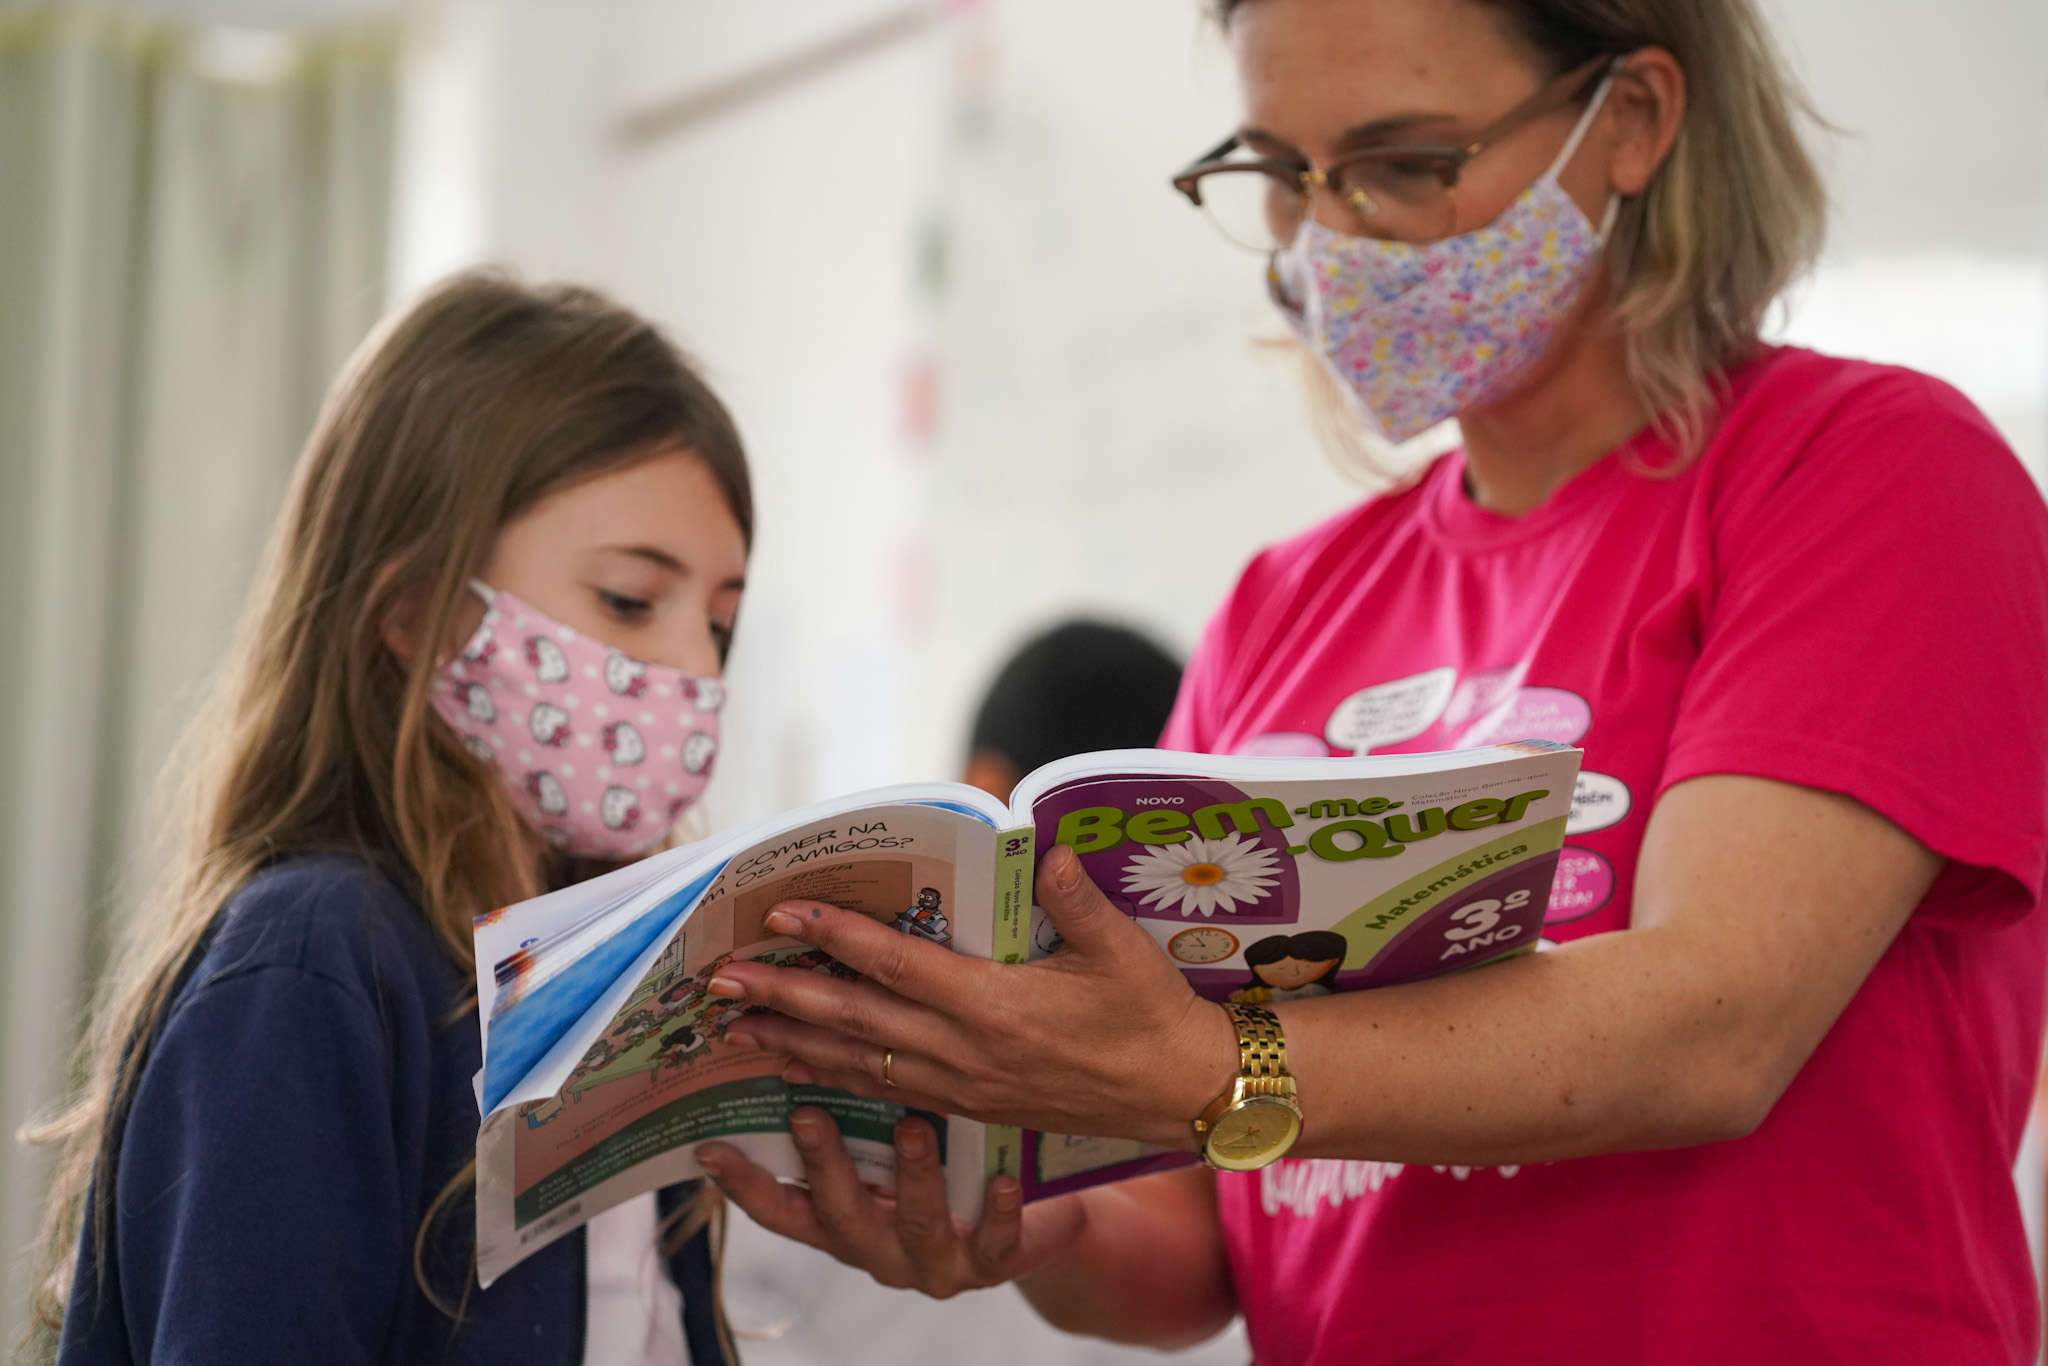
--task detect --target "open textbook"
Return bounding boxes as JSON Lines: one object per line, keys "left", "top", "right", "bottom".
{"left": 472, "top": 740, "right": 1582, "bottom": 1284}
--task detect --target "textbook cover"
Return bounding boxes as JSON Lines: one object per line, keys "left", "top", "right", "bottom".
{"left": 471, "top": 741, "right": 1581, "bottom": 1285}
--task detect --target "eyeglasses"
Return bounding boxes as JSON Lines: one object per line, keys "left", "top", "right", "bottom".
{"left": 1171, "top": 55, "right": 1616, "bottom": 251}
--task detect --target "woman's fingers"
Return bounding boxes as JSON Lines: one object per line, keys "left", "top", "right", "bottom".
{"left": 890, "top": 1118, "right": 969, "bottom": 1289}
{"left": 716, "top": 902, "right": 984, "bottom": 1010}
{"left": 966, "top": 1175, "right": 1027, "bottom": 1279}
{"left": 693, "top": 1142, "right": 829, "bottom": 1250}
{"left": 1033, "top": 844, "right": 1154, "bottom": 961}
{"left": 702, "top": 1117, "right": 1064, "bottom": 1299}
{"left": 785, "top": 1107, "right": 916, "bottom": 1286}
{"left": 732, "top": 1015, "right": 961, "bottom": 1108}
{"left": 713, "top": 948, "right": 965, "bottom": 1053}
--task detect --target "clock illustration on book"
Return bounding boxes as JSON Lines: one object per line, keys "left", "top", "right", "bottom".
{"left": 1168, "top": 926, "right": 1240, "bottom": 964}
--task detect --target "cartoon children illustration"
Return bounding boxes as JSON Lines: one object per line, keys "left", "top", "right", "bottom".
{"left": 1229, "top": 930, "right": 1348, "bottom": 1004}
{"left": 891, "top": 887, "right": 951, "bottom": 945}
{"left": 655, "top": 1023, "right": 708, "bottom": 1070}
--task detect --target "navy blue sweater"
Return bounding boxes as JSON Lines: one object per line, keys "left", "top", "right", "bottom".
{"left": 58, "top": 854, "right": 729, "bottom": 1365}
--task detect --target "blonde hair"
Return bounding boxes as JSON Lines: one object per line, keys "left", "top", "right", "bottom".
{"left": 1222, "top": 0, "right": 1828, "bottom": 462}
{"left": 23, "top": 271, "right": 750, "bottom": 1352}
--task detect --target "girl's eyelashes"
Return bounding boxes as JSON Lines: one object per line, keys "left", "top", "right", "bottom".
{"left": 595, "top": 588, "right": 653, "bottom": 622}
{"left": 710, "top": 621, "right": 734, "bottom": 666}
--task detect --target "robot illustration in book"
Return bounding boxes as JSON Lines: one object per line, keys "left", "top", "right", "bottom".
{"left": 891, "top": 887, "right": 950, "bottom": 945}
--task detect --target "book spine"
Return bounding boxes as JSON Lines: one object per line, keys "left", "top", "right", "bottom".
{"left": 993, "top": 826, "right": 1034, "bottom": 964}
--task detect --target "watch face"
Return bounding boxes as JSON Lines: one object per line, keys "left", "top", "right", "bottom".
{"left": 1168, "top": 926, "right": 1240, "bottom": 965}
{"left": 1204, "top": 1098, "right": 1302, "bottom": 1172}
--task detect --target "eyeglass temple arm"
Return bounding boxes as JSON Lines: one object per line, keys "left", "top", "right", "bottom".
{"left": 1458, "top": 53, "right": 1620, "bottom": 163}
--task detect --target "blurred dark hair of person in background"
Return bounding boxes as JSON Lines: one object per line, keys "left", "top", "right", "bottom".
{"left": 962, "top": 620, "right": 1184, "bottom": 800}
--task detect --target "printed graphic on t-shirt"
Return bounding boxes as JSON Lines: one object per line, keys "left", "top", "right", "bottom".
{"left": 1258, "top": 1158, "right": 1523, "bottom": 1220}
{"left": 1232, "top": 731, "right": 1332, "bottom": 758}
{"left": 1457, "top": 685, "right": 1592, "bottom": 748}
{"left": 1567, "top": 773, "right": 1631, "bottom": 834}
{"left": 1324, "top": 668, "right": 1457, "bottom": 754}
{"left": 1546, "top": 847, "right": 1614, "bottom": 924}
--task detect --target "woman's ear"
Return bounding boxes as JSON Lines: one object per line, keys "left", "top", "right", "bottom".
{"left": 1605, "top": 47, "right": 1686, "bottom": 198}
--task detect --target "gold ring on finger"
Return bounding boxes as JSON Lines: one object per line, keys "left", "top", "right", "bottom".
{"left": 882, "top": 1047, "right": 895, "bottom": 1086}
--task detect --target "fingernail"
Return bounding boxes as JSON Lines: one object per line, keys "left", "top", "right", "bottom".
{"left": 764, "top": 909, "right": 804, "bottom": 937}
{"left": 897, "top": 1124, "right": 929, "bottom": 1159}
{"left": 724, "top": 1030, "right": 761, "bottom": 1052}
{"left": 990, "top": 1177, "right": 1021, "bottom": 1211}
{"left": 782, "top": 1062, "right": 818, "bottom": 1085}
{"left": 695, "top": 1145, "right": 729, "bottom": 1176}
{"left": 789, "top": 1115, "right": 820, "bottom": 1149}
{"left": 1053, "top": 845, "right": 1081, "bottom": 891}
{"left": 707, "top": 975, "right": 745, "bottom": 1000}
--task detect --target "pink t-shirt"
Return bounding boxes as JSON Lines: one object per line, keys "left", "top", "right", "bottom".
{"left": 1160, "top": 348, "right": 2048, "bottom": 1364}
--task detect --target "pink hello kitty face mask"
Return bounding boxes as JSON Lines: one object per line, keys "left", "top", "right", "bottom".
{"left": 429, "top": 581, "right": 723, "bottom": 860}
{"left": 1269, "top": 67, "right": 1619, "bottom": 444}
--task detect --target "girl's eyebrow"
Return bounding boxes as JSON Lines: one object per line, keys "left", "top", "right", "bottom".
{"left": 602, "top": 544, "right": 684, "bottom": 573}
{"left": 597, "top": 545, "right": 744, "bottom": 592}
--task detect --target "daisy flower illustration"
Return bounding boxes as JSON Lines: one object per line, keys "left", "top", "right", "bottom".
{"left": 1120, "top": 833, "right": 1282, "bottom": 918}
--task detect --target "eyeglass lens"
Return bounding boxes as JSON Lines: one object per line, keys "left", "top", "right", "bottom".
{"left": 1192, "top": 157, "right": 1458, "bottom": 252}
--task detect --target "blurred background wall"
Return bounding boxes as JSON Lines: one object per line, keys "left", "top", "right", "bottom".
{"left": 0, "top": 0, "right": 2042, "bottom": 1358}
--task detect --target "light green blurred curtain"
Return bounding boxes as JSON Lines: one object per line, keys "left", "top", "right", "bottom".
{"left": 0, "top": 6, "right": 394, "bottom": 1339}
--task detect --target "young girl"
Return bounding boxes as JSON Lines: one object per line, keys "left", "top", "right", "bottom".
{"left": 29, "top": 272, "right": 751, "bottom": 1366}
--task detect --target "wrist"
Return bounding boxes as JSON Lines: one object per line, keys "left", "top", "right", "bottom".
{"left": 1154, "top": 1000, "right": 1240, "bottom": 1151}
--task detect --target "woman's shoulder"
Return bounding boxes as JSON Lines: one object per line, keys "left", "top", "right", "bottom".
{"left": 190, "top": 852, "right": 458, "bottom": 1014}
{"left": 1712, "top": 345, "right": 2027, "bottom": 488}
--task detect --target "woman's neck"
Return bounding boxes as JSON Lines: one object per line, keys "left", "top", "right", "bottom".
{"left": 1455, "top": 279, "right": 1648, "bottom": 517}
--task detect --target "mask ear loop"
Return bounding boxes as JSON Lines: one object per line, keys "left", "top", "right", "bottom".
{"left": 1544, "top": 59, "right": 1621, "bottom": 184}
{"left": 467, "top": 579, "right": 498, "bottom": 606}
{"left": 1545, "top": 58, "right": 1624, "bottom": 242}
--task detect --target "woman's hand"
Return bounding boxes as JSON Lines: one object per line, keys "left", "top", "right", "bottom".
{"left": 695, "top": 1109, "right": 1086, "bottom": 1298}
{"left": 706, "top": 845, "right": 1236, "bottom": 1147}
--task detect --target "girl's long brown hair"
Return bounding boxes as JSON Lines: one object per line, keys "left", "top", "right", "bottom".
{"left": 22, "top": 270, "right": 752, "bottom": 1352}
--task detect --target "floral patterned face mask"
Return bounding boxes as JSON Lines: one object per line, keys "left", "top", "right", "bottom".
{"left": 429, "top": 582, "right": 723, "bottom": 860}
{"left": 1270, "top": 72, "right": 1619, "bottom": 444}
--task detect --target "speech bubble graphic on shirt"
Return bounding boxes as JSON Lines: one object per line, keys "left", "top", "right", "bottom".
{"left": 1441, "top": 666, "right": 1526, "bottom": 735}
{"left": 1458, "top": 685, "right": 1592, "bottom": 747}
{"left": 1545, "top": 846, "right": 1614, "bottom": 925}
{"left": 1232, "top": 732, "right": 1332, "bottom": 759}
{"left": 1324, "top": 667, "right": 1457, "bottom": 755}
{"left": 1567, "top": 772, "right": 1632, "bottom": 835}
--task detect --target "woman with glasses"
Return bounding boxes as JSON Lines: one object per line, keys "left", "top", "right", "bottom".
{"left": 694, "top": 0, "right": 2048, "bottom": 1361}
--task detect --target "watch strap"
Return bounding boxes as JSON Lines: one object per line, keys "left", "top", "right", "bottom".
{"left": 1195, "top": 1004, "right": 1298, "bottom": 1136}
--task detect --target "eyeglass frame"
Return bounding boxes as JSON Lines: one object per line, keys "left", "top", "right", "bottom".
{"left": 1170, "top": 53, "right": 1621, "bottom": 242}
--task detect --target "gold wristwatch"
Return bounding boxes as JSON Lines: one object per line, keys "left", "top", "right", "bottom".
{"left": 1193, "top": 1004, "right": 1302, "bottom": 1171}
